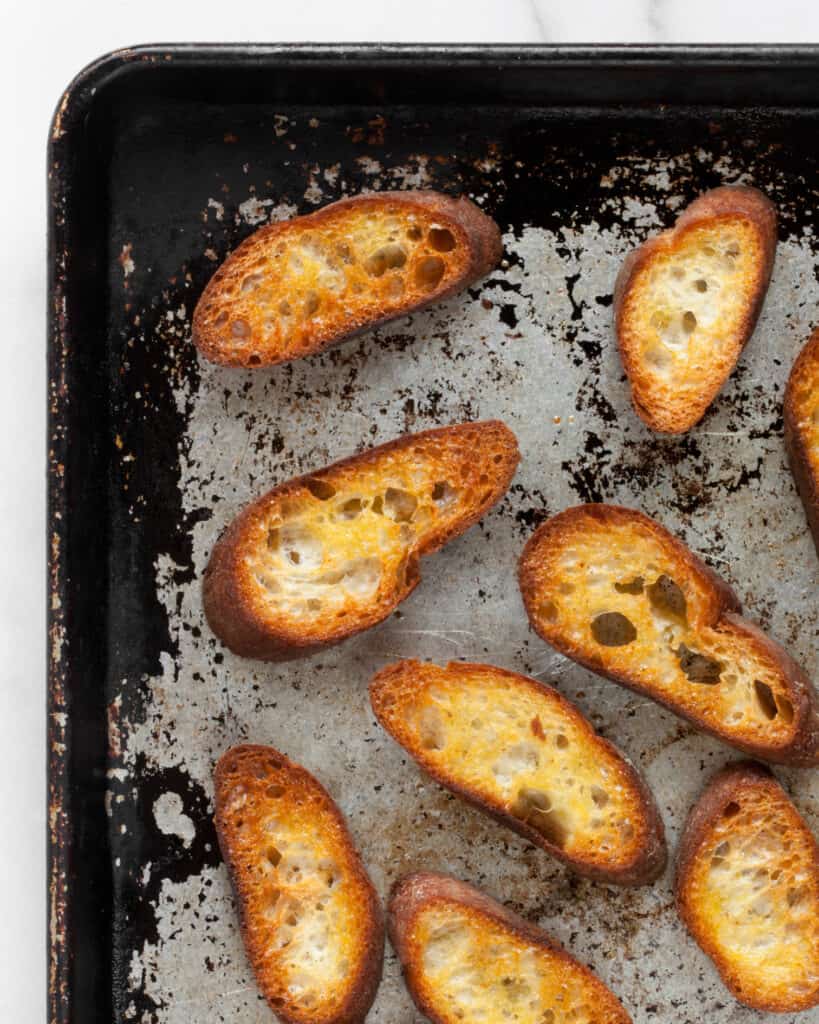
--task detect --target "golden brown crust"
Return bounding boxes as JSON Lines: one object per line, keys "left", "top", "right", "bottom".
{"left": 214, "top": 745, "right": 384, "bottom": 1024}
{"left": 784, "top": 326, "right": 819, "bottom": 558}
{"left": 518, "top": 504, "right": 819, "bottom": 764}
{"left": 192, "top": 190, "right": 502, "bottom": 368}
{"left": 370, "top": 660, "right": 666, "bottom": 885}
{"left": 203, "top": 421, "right": 519, "bottom": 660}
{"left": 389, "top": 872, "right": 633, "bottom": 1024}
{"left": 615, "top": 185, "right": 777, "bottom": 433}
{"left": 675, "top": 762, "right": 819, "bottom": 1012}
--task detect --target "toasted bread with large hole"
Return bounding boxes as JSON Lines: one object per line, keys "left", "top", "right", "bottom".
{"left": 389, "top": 872, "right": 633, "bottom": 1024}
{"left": 192, "top": 190, "right": 502, "bottom": 367}
{"left": 785, "top": 326, "right": 819, "bottom": 557}
{"left": 614, "top": 185, "right": 777, "bottom": 433}
{"left": 518, "top": 504, "right": 819, "bottom": 765}
{"left": 203, "top": 421, "right": 519, "bottom": 660}
{"left": 370, "top": 660, "right": 666, "bottom": 885}
{"left": 214, "top": 745, "right": 384, "bottom": 1024}
{"left": 676, "top": 761, "right": 819, "bottom": 1012}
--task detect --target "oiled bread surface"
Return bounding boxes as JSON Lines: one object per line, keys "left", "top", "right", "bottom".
{"left": 615, "top": 185, "right": 776, "bottom": 433}
{"left": 193, "top": 190, "right": 502, "bottom": 367}
{"left": 203, "top": 421, "right": 519, "bottom": 660}
{"left": 518, "top": 503, "right": 819, "bottom": 764}
{"left": 389, "top": 872, "right": 632, "bottom": 1024}
{"left": 371, "top": 659, "right": 666, "bottom": 885}
{"left": 676, "top": 762, "right": 819, "bottom": 1012}
{"left": 214, "top": 745, "right": 384, "bottom": 1024}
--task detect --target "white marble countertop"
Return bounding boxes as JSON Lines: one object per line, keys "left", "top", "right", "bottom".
{"left": 2, "top": 2, "right": 819, "bottom": 1020}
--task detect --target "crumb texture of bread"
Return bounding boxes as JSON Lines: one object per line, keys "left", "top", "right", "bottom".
{"left": 370, "top": 660, "right": 665, "bottom": 885}
{"left": 192, "top": 190, "right": 502, "bottom": 367}
{"left": 676, "top": 762, "right": 819, "bottom": 1012}
{"left": 615, "top": 185, "right": 776, "bottom": 433}
{"left": 519, "top": 504, "right": 819, "bottom": 764}
{"left": 214, "top": 745, "right": 384, "bottom": 1024}
{"left": 389, "top": 873, "right": 632, "bottom": 1024}
{"left": 204, "top": 421, "right": 519, "bottom": 660}
{"left": 785, "top": 327, "right": 819, "bottom": 555}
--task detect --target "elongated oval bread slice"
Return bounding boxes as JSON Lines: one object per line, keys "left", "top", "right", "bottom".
{"left": 518, "top": 504, "right": 819, "bottom": 764}
{"left": 676, "top": 762, "right": 819, "bottom": 1012}
{"left": 389, "top": 872, "right": 632, "bottom": 1024}
{"left": 214, "top": 745, "right": 384, "bottom": 1024}
{"left": 785, "top": 326, "right": 819, "bottom": 557}
{"left": 614, "top": 185, "right": 777, "bottom": 433}
{"left": 204, "top": 421, "right": 519, "bottom": 660}
{"left": 192, "top": 190, "right": 502, "bottom": 367}
{"left": 370, "top": 660, "right": 665, "bottom": 885}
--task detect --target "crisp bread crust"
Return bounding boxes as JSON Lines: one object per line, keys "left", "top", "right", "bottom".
{"left": 784, "top": 327, "right": 819, "bottom": 558}
{"left": 214, "top": 745, "right": 385, "bottom": 1024}
{"left": 518, "top": 504, "right": 819, "bottom": 765}
{"left": 388, "top": 872, "right": 633, "bottom": 1024}
{"left": 203, "top": 420, "right": 519, "bottom": 661}
{"left": 614, "top": 185, "right": 778, "bottom": 433}
{"left": 370, "top": 660, "right": 667, "bottom": 886}
{"left": 192, "top": 190, "right": 503, "bottom": 367}
{"left": 675, "top": 761, "right": 819, "bottom": 1012}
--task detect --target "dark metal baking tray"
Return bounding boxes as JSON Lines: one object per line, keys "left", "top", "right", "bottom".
{"left": 48, "top": 44, "right": 819, "bottom": 1024}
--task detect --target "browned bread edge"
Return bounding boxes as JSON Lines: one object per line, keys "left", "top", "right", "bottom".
{"left": 614, "top": 185, "right": 777, "bottom": 433}
{"left": 388, "top": 872, "right": 633, "bottom": 1024}
{"left": 784, "top": 326, "right": 819, "bottom": 558}
{"left": 370, "top": 660, "right": 667, "bottom": 886}
{"left": 192, "top": 190, "right": 502, "bottom": 367}
{"left": 203, "top": 420, "right": 519, "bottom": 661}
{"left": 214, "top": 744, "right": 384, "bottom": 1024}
{"left": 518, "top": 503, "right": 819, "bottom": 765}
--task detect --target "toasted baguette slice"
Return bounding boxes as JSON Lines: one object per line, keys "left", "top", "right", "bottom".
{"left": 370, "top": 660, "right": 666, "bottom": 885}
{"left": 614, "top": 185, "right": 777, "bottom": 433}
{"left": 204, "top": 421, "right": 519, "bottom": 660}
{"left": 785, "top": 326, "right": 819, "bottom": 557}
{"left": 389, "top": 872, "right": 632, "bottom": 1024}
{"left": 518, "top": 504, "right": 819, "bottom": 765}
{"left": 676, "top": 762, "right": 819, "bottom": 1012}
{"left": 192, "top": 190, "right": 502, "bottom": 367}
{"left": 214, "top": 745, "right": 384, "bottom": 1024}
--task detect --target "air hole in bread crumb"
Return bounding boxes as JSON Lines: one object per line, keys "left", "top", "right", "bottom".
{"left": 723, "top": 803, "right": 740, "bottom": 819}
{"left": 682, "top": 310, "right": 697, "bottom": 334}
{"left": 247, "top": 354, "right": 261, "bottom": 366}
{"left": 431, "top": 480, "right": 456, "bottom": 504}
{"left": 267, "top": 846, "right": 282, "bottom": 867}
{"left": 754, "top": 680, "right": 779, "bottom": 720}
{"left": 384, "top": 487, "right": 417, "bottom": 523}
{"left": 647, "top": 574, "right": 687, "bottom": 621}
{"left": 428, "top": 227, "right": 456, "bottom": 252}
{"left": 591, "top": 785, "right": 609, "bottom": 808}
{"left": 777, "top": 696, "right": 795, "bottom": 723}
{"left": 364, "top": 243, "right": 407, "bottom": 277}
{"left": 406, "top": 225, "right": 422, "bottom": 240}
{"left": 214, "top": 310, "right": 229, "bottom": 326}
{"left": 591, "top": 611, "right": 637, "bottom": 646}
{"left": 676, "top": 644, "right": 722, "bottom": 684}
{"left": 512, "top": 788, "right": 569, "bottom": 848}
{"left": 231, "top": 319, "right": 250, "bottom": 339}
{"left": 371, "top": 495, "right": 384, "bottom": 515}
{"left": 614, "top": 576, "right": 645, "bottom": 594}
{"left": 307, "top": 599, "right": 321, "bottom": 611}
{"left": 416, "top": 255, "right": 445, "bottom": 290}
{"left": 278, "top": 300, "right": 292, "bottom": 316}
{"left": 241, "top": 272, "right": 264, "bottom": 293}
{"left": 338, "top": 497, "right": 363, "bottom": 519}
{"left": 555, "top": 734, "right": 569, "bottom": 749}
{"left": 305, "top": 478, "right": 336, "bottom": 501}
{"left": 694, "top": 278, "right": 708, "bottom": 292}
{"left": 266, "top": 784, "right": 285, "bottom": 798}
{"left": 304, "top": 291, "right": 320, "bottom": 316}
{"left": 539, "top": 600, "right": 558, "bottom": 623}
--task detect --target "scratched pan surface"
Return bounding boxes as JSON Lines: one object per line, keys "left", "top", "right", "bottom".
{"left": 48, "top": 46, "right": 819, "bottom": 1024}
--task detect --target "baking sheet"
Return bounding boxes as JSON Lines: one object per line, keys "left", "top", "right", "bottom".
{"left": 49, "top": 47, "right": 819, "bottom": 1024}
